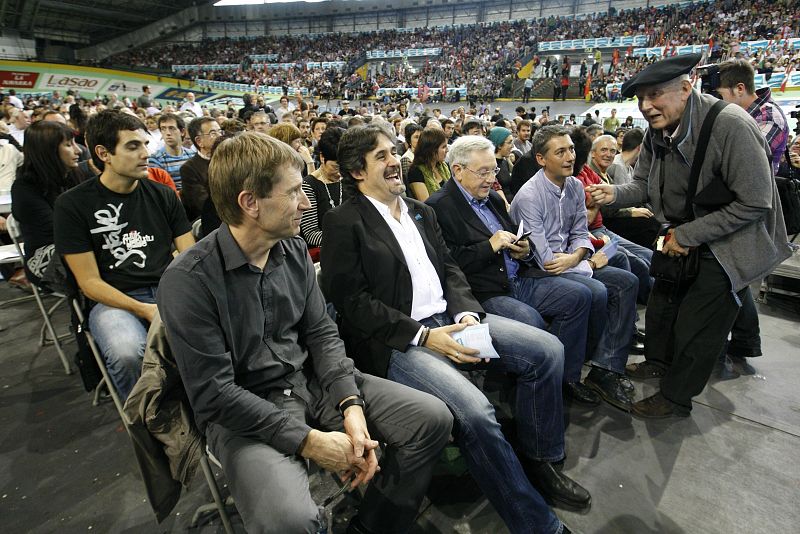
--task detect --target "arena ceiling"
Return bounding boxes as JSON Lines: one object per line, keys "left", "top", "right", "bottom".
{"left": 0, "top": 0, "right": 219, "bottom": 45}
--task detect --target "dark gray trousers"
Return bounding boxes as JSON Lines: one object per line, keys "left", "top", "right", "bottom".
{"left": 644, "top": 256, "right": 745, "bottom": 409}
{"left": 206, "top": 373, "right": 452, "bottom": 534}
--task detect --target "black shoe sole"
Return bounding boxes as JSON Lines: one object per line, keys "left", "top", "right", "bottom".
{"left": 541, "top": 492, "right": 592, "bottom": 513}
{"left": 584, "top": 379, "right": 632, "bottom": 413}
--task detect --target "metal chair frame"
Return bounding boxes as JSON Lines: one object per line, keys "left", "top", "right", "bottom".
{"left": 5, "top": 215, "right": 72, "bottom": 374}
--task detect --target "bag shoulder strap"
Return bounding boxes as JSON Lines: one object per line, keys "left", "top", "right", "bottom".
{"left": 684, "top": 99, "right": 727, "bottom": 215}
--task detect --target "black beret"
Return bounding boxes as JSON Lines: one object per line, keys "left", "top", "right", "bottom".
{"left": 621, "top": 53, "right": 702, "bottom": 98}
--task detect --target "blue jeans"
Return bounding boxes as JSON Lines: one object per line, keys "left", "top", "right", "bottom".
{"left": 592, "top": 227, "right": 653, "bottom": 304}
{"left": 482, "top": 276, "right": 592, "bottom": 384}
{"left": 563, "top": 266, "right": 638, "bottom": 374}
{"left": 88, "top": 286, "right": 156, "bottom": 399}
{"left": 387, "top": 313, "right": 565, "bottom": 534}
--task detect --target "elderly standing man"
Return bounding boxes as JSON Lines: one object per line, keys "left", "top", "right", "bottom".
{"left": 179, "top": 92, "right": 203, "bottom": 117}
{"left": 587, "top": 53, "right": 791, "bottom": 418}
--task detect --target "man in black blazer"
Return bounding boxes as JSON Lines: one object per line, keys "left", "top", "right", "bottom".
{"left": 426, "top": 135, "right": 598, "bottom": 406}
{"left": 322, "top": 124, "right": 589, "bottom": 534}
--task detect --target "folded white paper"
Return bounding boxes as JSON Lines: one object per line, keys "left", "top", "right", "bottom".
{"left": 451, "top": 323, "right": 500, "bottom": 359}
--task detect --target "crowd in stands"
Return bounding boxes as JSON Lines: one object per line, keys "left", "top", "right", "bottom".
{"left": 98, "top": 0, "right": 798, "bottom": 104}
{"left": 104, "top": 3, "right": 682, "bottom": 97}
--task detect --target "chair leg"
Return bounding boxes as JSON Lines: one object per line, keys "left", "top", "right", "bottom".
{"left": 92, "top": 378, "right": 107, "bottom": 407}
{"left": 198, "top": 453, "right": 235, "bottom": 534}
{"left": 0, "top": 293, "right": 36, "bottom": 308}
{"left": 32, "top": 291, "right": 72, "bottom": 375}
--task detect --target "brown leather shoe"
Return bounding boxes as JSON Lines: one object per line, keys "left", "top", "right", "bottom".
{"left": 625, "top": 361, "right": 665, "bottom": 380}
{"left": 631, "top": 391, "right": 690, "bottom": 419}
{"left": 8, "top": 268, "right": 32, "bottom": 292}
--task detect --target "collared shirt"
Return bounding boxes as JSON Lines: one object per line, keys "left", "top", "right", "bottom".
{"left": 157, "top": 224, "right": 359, "bottom": 455}
{"left": 364, "top": 195, "right": 447, "bottom": 321}
{"left": 509, "top": 168, "right": 594, "bottom": 277}
{"left": 745, "top": 87, "right": 789, "bottom": 175}
{"left": 454, "top": 179, "right": 519, "bottom": 279}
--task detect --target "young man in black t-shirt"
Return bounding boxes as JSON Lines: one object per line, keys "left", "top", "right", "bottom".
{"left": 54, "top": 111, "right": 194, "bottom": 399}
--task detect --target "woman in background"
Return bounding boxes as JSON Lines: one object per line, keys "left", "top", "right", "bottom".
{"left": 11, "top": 121, "right": 80, "bottom": 288}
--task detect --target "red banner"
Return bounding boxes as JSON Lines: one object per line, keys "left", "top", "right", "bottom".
{"left": 0, "top": 71, "right": 39, "bottom": 89}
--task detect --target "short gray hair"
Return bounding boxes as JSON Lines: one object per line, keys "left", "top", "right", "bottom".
{"left": 447, "top": 135, "right": 495, "bottom": 167}
{"left": 591, "top": 134, "right": 617, "bottom": 152}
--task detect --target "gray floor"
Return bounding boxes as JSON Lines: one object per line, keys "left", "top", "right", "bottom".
{"left": 1, "top": 281, "right": 798, "bottom": 534}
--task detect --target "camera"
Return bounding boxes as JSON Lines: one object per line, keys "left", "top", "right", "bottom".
{"left": 697, "top": 63, "right": 721, "bottom": 98}
{"left": 791, "top": 105, "right": 799, "bottom": 135}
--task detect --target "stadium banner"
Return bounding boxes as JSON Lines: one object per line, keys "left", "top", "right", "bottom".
{"left": 0, "top": 60, "right": 277, "bottom": 106}
{"left": 249, "top": 62, "right": 345, "bottom": 71}
{"left": 171, "top": 64, "right": 239, "bottom": 72}
{"left": 375, "top": 86, "right": 467, "bottom": 98}
{"left": 538, "top": 35, "right": 648, "bottom": 52}
{"left": 632, "top": 45, "right": 708, "bottom": 57}
{"left": 366, "top": 48, "right": 442, "bottom": 59}
{"left": 248, "top": 54, "right": 279, "bottom": 61}
{"left": 0, "top": 70, "right": 39, "bottom": 88}
{"left": 739, "top": 39, "right": 799, "bottom": 52}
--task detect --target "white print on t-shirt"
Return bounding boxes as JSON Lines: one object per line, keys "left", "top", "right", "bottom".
{"left": 90, "top": 202, "right": 152, "bottom": 269}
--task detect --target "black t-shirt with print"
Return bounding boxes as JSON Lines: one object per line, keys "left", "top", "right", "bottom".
{"left": 54, "top": 177, "right": 191, "bottom": 292}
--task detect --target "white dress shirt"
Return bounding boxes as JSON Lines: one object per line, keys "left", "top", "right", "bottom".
{"left": 365, "top": 195, "right": 475, "bottom": 344}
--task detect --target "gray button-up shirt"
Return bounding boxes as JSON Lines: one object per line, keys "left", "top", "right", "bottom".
{"left": 158, "top": 224, "right": 360, "bottom": 455}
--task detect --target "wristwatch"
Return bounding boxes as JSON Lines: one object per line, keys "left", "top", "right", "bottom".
{"left": 339, "top": 396, "right": 366, "bottom": 416}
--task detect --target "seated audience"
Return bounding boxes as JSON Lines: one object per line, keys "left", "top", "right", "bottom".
{"left": 11, "top": 121, "right": 81, "bottom": 287}
{"left": 54, "top": 111, "right": 194, "bottom": 399}
{"left": 181, "top": 117, "right": 222, "bottom": 221}
{"left": 510, "top": 125, "right": 639, "bottom": 411}
{"left": 399, "top": 122, "right": 422, "bottom": 184}
{"left": 407, "top": 128, "right": 451, "bottom": 201}
{"left": 577, "top": 131, "right": 653, "bottom": 305}
{"left": 148, "top": 113, "right": 196, "bottom": 191}
{"left": 300, "top": 127, "right": 345, "bottom": 260}
{"left": 488, "top": 127, "right": 516, "bottom": 201}
{"left": 322, "top": 123, "right": 589, "bottom": 534}
{"left": 603, "top": 128, "right": 662, "bottom": 248}
{"left": 157, "top": 132, "right": 453, "bottom": 534}
{"left": 426, "top": 135, "right": 600, "bottom": 406}
{"left": 269, "top": 123, "right": 315, "bottom": 176}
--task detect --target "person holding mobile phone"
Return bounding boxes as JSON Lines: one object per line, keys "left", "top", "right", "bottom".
{"left": 428, "top": 135, "right": 604, "bottom": 409}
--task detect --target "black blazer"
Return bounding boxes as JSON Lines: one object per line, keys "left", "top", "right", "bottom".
{"left": 321, "top": 194, "right": 483, "bottom": 378}
{"left": 426, "top": 179, "right": 545, "bottom": 303}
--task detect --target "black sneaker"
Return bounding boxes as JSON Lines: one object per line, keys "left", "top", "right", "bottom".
{"left": 585, "top": 367, "right": 632, "bottom": 412}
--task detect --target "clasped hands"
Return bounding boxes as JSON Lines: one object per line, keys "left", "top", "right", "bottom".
{"left": 299, "top": 405, "right": 380, "bottom": 489}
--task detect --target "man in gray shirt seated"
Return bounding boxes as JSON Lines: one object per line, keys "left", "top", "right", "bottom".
{"left": 157, "top": 132, "right": 453, "bottom": 534}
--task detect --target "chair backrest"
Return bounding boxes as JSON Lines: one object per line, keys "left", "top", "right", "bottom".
{"left": 0, "top": 214, "right": 23, "bottom": 266}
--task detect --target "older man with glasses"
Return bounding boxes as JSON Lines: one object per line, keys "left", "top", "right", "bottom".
{"left": 181, "top": 117, "right": 222, "bottom": 221}
{"left": 426, "top": 135, "right": 599, "bottom": 407}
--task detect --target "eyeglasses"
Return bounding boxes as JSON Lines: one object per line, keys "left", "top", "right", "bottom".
{"left": 463, "top": 166, "right": 500, "bottom": 180}
{"left": 199, "top": 129, "right": 223, "bottom": 138}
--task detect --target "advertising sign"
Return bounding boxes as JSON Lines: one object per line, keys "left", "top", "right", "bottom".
{"left": 0, "top": 70, "right": 39, "bottom": 88}
{"left": 103, "top": 79, "right": 168, "bottom": 97}
{"left": 155, "top": 87, "right": 215, "bottom": 102}
{"left": 39, "top": 73, "right": 106, "bottom": 90}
